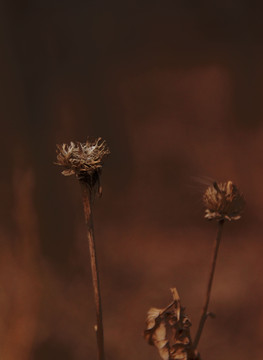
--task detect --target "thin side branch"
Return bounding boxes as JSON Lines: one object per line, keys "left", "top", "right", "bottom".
{"left": 81, "top": 183, "right": 105, "bottom": 360}
{"left": 193, "top": 219, "right": 224, "bottom": 350}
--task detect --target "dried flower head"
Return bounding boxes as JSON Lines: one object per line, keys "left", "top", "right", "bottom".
{"left": 203, "top": 181, "right": 245, "bottom": 221}
{"left": 55, "top": 138, "right": 110, "bottom": 186}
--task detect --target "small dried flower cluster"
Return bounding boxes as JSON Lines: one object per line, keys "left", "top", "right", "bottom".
{"left": 203, "top": 181, "right": 245, "bottom": 221}
{"left": 55, "top": 138, "right": 110, "bottom": 185}
{"left": 144, "top": 288, "right": 195, "bottom": 360}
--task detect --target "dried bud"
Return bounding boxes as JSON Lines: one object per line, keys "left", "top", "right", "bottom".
{"left": 203, "top": 181, "right": 245, "bottom": 221}
{"left": 55, "top": 138, "right": 110, "bottom": 187}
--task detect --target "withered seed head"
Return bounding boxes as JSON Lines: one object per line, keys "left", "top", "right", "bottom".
{"left": 55, "top": 138, "right": 110, "bottom": 186}
{"left": 203, "top": 181, "right": 245, "bottom": 221}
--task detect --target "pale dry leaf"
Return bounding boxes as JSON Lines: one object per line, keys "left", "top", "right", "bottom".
{"left": 170, "top": 288, "right": 180, "bottom": 302}
{"left": 145, "top": 307, "right": 169, "bottom": 360}
{"left": 146, "top": 307, "right": 163, "bottom": 331}
{"left": 171, "top": 346, "right": 188, "bottom": 360}
{"left": 153, "top": 323, "right": 169, "bottom": 360}
{"left": 144, "top": 288, "right": 192, "bottom": 360}
{"left": 170, "top": 288, "right": 180, "bottom": 321}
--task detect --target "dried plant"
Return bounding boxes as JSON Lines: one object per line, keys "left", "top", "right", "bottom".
{"left": 55, "top": 142, "right": 246, "bottom": 360}
{"left": 145, "top": 180, "right": 245, "bottom": 360}
{"left": 193, "top": 181, "right": 245, "bottom": 350}
{"left": 145, "top": 288, "right": 198, "bottom": 360}
{"left": 56, "top": 138, "right": 110, "bottom": 360}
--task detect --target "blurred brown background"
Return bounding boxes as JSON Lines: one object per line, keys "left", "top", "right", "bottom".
{"left": 0, "top": 1, "right": 263, "bottom": 359}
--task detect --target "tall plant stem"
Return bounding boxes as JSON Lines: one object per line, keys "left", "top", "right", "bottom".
{"left": 193, "top": 219, "right": 224, "bottom": 350}
{"left": 81, "top": 183, "right": 105, "bottom": 360}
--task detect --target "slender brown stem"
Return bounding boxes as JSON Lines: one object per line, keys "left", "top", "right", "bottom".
{"left": 81, "top": 182, "right": 105, "bottom": 360}
{"left": 193, "top": 219, "right": 224, "bottom": 350}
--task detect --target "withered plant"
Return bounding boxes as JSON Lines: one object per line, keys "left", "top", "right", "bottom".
{"left": 144, "top": 180, "right": 245, "bottom": 360}
{"left": 145, "top": 288, "right": 196, "bottom": 360}
{"left": 55, "top": 141, "right": 245, "bottom": 360}
{"left": 55, "top": 138, "right": 110, "bottom": 360}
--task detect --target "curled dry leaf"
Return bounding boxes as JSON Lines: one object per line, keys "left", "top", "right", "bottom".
{"left": 144, "top": 288, "right": 192, "bottom": 360}
{"left": 145, "top": 308, "right": 170, "bottom": 360}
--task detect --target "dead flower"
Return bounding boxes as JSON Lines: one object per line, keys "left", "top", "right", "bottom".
{"left": 203, "top": 181, "right": 245, "bottom": 221}
{"left": 144, "top": 288, "right": 194, "bottom": 360}
{"left": 55, "top": 138, "right": 110, "bottom": 186}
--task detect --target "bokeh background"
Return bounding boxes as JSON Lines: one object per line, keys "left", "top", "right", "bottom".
{"left": 1, "top": 1, "right": 263, "bottom": 359}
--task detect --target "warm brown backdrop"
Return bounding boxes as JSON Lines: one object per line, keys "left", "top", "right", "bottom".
{"left": 0, "top": 1, "right": 263, "bottom": 359}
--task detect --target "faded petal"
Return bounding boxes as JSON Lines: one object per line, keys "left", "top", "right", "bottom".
{"left": 62, "top": 169, "right": 75, "bottom": 176}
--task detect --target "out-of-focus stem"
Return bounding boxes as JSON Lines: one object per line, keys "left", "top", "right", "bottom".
{"left": 193, "top": 219, "right": 224, "bottom": 350}
{"left": 81, "top": 183, "right": 105, "bottom": 360}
